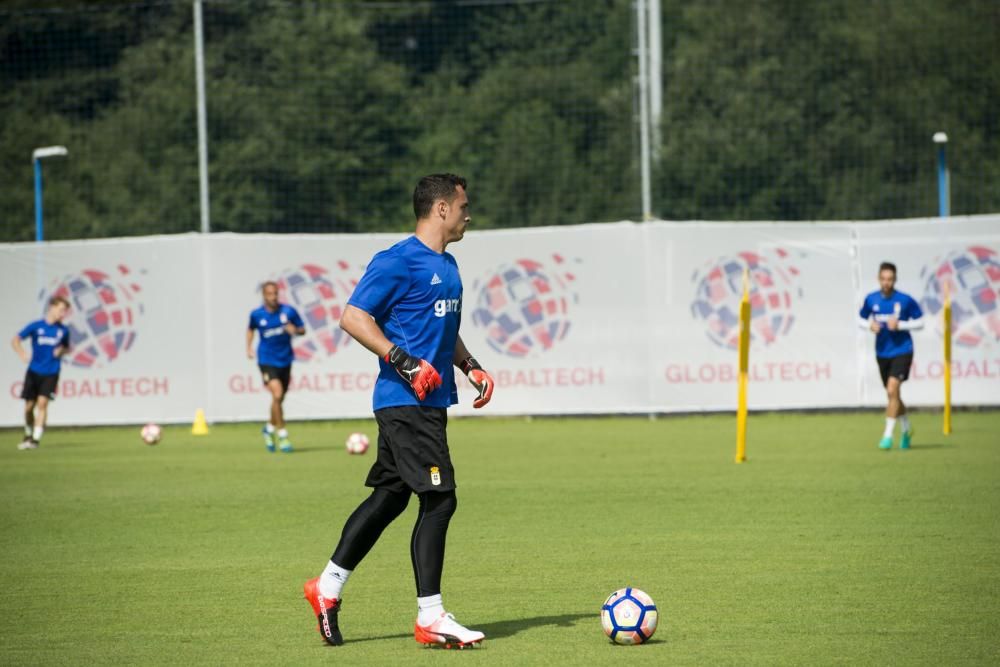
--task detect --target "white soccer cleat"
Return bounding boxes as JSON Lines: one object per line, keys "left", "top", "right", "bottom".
{"left": 414, "top": 612, "right": 485, "bottom": 649}
{"left": 17, "top": 438, "right": 38, "bottom": 450}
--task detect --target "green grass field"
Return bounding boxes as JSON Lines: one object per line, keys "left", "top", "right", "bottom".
{"left": 2, "top": 411, "right": 999, "bottom": 665}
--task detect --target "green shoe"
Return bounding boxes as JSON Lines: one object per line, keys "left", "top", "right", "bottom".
{"left": 900, "top": 430, "right": 912, "bottom": 450}
{"left": 279, "top": 437, "right": 293, "bottom": 453}
{"left": 878, "top": 436, "right": 893, "bottom": 450}
{"left": 262, "top": 427, "right": 276, "bottom": 453}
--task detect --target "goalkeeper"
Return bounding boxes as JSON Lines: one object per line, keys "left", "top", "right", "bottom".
{"left": 303, "top": 174, "right": 494, "bottom": 649}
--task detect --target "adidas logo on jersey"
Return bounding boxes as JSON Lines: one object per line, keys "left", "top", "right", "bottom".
{"left": 430, "top": 273, "right": 442, "bottom": 285}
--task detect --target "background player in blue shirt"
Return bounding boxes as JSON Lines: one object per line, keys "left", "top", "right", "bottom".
{"left": 11, "top": 296, "right": 71, "bottom": 450}
{"left": 246, "top": 281, "right": 305, "bottom": 452}
{"left": 858, "top": 262, "right": 924, "bottom": 450}
{"left": 303, "top": 174, "right": 495, "bottom": 649}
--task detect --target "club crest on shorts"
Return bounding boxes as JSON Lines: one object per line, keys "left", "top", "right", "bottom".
{"left": 429, "top": 466, "right": 441, "bottom": 486}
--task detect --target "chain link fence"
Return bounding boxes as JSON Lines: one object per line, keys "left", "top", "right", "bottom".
{"left": 1, "top": 0, "right": 997, "bottom": 242}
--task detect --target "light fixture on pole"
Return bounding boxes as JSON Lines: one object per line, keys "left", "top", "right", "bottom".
{"left": 33, "top": 145, "right": 68, "bottom": 242}
{"left": 932, "top": 132, "right": 949, "bottom": 218}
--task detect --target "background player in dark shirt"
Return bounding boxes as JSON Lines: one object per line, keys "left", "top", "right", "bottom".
{"left": 303, "top": 174, "right": 495, "bottom": 649}
{"left": 11, "top": 296, "right": 71, "bottom": 450}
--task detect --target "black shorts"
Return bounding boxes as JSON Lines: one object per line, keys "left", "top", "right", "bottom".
{"left": 365, "top": 406, "right": 455, "bottom": 494}
{"left": 259, "top": 364, "right": 291, "bottom": 392}
{"left": 21, "top": 370, "right": 59, "bottom": 401}
{"left": 878, "top": 353, "right": 913, "bottom": 387}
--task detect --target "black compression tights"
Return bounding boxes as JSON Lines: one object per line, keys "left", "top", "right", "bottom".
{"left": 329, "top": 488, "right": 458, "bottom": 597}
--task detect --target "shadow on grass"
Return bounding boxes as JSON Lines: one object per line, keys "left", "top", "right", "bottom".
{"left": 347, "top": 612, "right": 592, "bottom": 644}
{"left": 907, "top": 443, "right": 954, "bottom": 450}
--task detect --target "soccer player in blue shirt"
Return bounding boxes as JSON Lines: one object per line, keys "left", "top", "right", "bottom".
{"left": 303, "top": 174, "right": 495, "bottom": 649}
{"left": 246, "top": 281, "right": 305, "bottom": 452}
{"left": 858, "top": 262, "right": 924, "bottom": 450}
{"left": 11, "top": 296, "right": 71, "bottom": 450}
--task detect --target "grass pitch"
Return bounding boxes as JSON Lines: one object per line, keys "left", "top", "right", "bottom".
{"left": 2, "top": 411, "right": 999, "bottom": 665}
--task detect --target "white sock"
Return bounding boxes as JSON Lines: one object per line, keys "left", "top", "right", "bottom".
{"left": 277, "top": 428, "right": 288, "bottom": 439}
{"left": 417, "top": 594, "right": 444, "bottom": 626}
{"left": 883, "top": 418, "right": 896, "bottom": 438}
{"left": 899, "top": 415, "right": 911, "bottom": 434}
{"left": 32, "top": 426, "right": 44, "bottom": 441}
{"left": 265, "top": 423, "right": 275, "bottom": 434}
{"left": 318, "top": 561, "right": 352, "bottom": 600}
{"left": 25, "top": 425, "right": 32, "bottom": 437}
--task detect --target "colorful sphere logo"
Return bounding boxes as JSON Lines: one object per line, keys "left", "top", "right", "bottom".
{"left": 919, "top": 246, "right": 1000, "bottom": 348}
{"left": 44, "top": 265, "right": 144, "bottom": 368}
{"left": 690, "top": 249, "right": 802, "bottom": 349}
{"left": 470, "top": 254, "right": 579, "bottom": 358}
{"left": 272, "top": 263, "right": 358, "bottom": 361}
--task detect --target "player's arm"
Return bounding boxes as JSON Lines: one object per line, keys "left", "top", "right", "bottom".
{"left": 285, "top": 308, "right": 306, "bottom": 336}
{"left": 339, "top": 304, "right": 441, "bottom": 400}
{"left": 245, "top": 328, "right": 256, "bottom": 359}
{"left": 53, "top": 336, "right": 69, "bottom": 358}
{"left": 891, "top": 297, "right": 925, "bottom": 331}
{"left": 858, "top": 299, "right": 880, "bottom": 333}
{"left": 454, "top": 334, "right": 494, "bottom": 409}
{"left": 11, "top": 334, "right": 30, "bottom": 364}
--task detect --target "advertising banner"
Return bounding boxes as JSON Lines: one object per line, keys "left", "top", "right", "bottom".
{"left": 2, "top": 216, "right": 998, "bottom": 426}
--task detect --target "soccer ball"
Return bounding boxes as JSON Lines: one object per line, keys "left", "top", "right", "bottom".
{"left": 601, "top": 587, "right": 658, "bottom": 645}
{"left": 345, "top": 432, "right": 369, "bottom": 455}
{"left": 140, "top": 423, "right": 162, "bottom": 445}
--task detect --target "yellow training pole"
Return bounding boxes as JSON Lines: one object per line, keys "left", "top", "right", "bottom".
{"left": 735, "top": 267, "right": 750, "bottom": 463}
{"left": 943, "top": 282, "right": 952, "bottom": 435}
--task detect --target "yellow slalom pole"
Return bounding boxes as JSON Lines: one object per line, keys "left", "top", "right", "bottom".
{"left": 735, "top": 267, "right": 751, "bottom": 463}
{"left": 943, "top": 282, "right": 952, "bottom": 435}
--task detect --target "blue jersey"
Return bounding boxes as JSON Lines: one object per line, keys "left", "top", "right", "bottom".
{"left": 248, "top": 304, "right": 304, "bottom": 368}
{"left": 859, "top": 289, "right": 923, "bottom": 358}
{"left": 348, "top": 236, "right": 463, "bottom": 410}
{"left": 18, "top": 319, "right": 70, "bottom": 376}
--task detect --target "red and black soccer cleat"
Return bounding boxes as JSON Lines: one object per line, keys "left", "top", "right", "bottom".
{"left": 303, "top": 577, "right": 343, "bottom": 646}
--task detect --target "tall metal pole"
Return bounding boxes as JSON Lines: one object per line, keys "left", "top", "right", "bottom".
{"left": 648, "top": 0, "right": 662, "bottom": 159}
{"left": 933, "top": 132, "right": 949, "bottom": 218}
{"left": 34, "top": 159, "right": 44, "bottom": 243}
{"left": 32, "top": 146, "right": 68, "bottom": 243}
{"left": 194, "top": 0, "right": 211, "bottom": 233}
{"left": 636, "top": 0, "right": 652, "bottom": 220}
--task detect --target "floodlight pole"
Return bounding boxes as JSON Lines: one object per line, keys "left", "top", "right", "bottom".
{"left": 636, "top": 0, "right": 652, "bottom": 220}
{"left": 933, "top": 132, "right": 949, "bottom": 218}
{"left": 194, "top": 0, "right": 211, "bottom": 233}
{"left": 32, "top": 145, "right": 68, "bottom": 243}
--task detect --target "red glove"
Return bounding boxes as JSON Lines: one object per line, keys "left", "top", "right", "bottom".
{"left": 460, "top": 357, "right": 494, "bottom": 409}
{"left": 385, "top": 345, "right": 442, "bottom": 401}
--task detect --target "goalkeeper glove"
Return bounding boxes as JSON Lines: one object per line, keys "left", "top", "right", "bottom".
{"left": 385, "top": 345, "right": 442, "bottom": 401}
{"left": 460, "top": 357, "right": 494, "bottom": 409}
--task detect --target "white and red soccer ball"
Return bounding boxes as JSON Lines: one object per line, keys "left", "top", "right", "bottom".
{"left": 140, "top": 423, "right": 162, "bottom": 445}
{"left": 601, "top": 587, "right": 658, "bottom": 645}
{"left": 345, "top": 432, "right": 369, "bottom": 455}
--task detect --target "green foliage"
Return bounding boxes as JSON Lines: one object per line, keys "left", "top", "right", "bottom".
{"left": 656, "top": 0, "right": 1000, "bottom": 220}
{"left": 0, "top": 0, "right": 997, "bottom": 240}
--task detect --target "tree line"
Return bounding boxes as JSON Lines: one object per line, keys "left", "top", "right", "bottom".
{"left": 1, "top": 0, "right": 996, "bottom": 241}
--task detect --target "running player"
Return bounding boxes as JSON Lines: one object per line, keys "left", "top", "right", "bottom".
{"left": 246, "top": 281, "right": 305, "bottom": 452}
{"left": 858, "top": 262, "right": 924, "bottom": 450}
{"left": 303, "top": 174, "right": 495, "bottom": 649}
{"left": 11, "top": 296, "right": 71, "bottom": 450}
